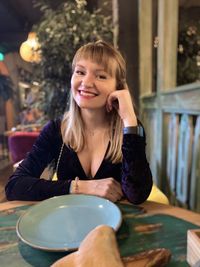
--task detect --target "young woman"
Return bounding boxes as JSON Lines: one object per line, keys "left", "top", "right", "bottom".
{"left": 5, "top": 40, "right": 152, "bottom": 204}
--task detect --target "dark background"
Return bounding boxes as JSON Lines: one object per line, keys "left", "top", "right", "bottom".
{"left": 0, "top": 0, "right": 98, "bottom": 54}
{"left": 0, "top": 0, "right": 43, "bottom": 54}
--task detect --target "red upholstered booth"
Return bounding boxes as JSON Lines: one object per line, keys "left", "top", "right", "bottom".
{"left": 8, "top": 131, "right": 40, "bottom": 163}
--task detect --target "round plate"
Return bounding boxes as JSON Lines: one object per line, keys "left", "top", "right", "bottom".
{"left": 16, "top": 194, "right": 122, "bottom": 251}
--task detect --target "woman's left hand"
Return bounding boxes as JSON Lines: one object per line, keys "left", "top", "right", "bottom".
{"left": 106, "top": 88, "right": 137, "bottom": 127}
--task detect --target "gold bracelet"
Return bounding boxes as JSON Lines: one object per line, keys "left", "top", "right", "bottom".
{"left": 74, "top": 177, "right": 79, "bottom": 194}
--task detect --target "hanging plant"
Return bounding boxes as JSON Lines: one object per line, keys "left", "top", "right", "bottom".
{"left": 0, "top": 74, "right": 13, "bottom": 101}
{"left": 32, "top": 0, "right": 113, "bottom": 120}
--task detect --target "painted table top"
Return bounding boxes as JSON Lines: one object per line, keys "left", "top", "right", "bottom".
{"left": 0, "top": 200, "right": 200, "bottom": 266}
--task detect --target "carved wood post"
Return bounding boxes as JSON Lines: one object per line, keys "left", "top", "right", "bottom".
{"left": 156, "top": 0, "right": 179, "bottom": 188}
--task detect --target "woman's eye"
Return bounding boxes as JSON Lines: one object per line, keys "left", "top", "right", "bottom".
{"left": 75, "top": 70, "right": 85, "bottom": 75}
{"left": 97, "top": 74, "right": 107, "bottom": 80}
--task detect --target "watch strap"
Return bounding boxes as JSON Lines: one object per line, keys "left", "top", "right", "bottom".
{"left": 123, "top": 126, "right": 144, "bottom": 137}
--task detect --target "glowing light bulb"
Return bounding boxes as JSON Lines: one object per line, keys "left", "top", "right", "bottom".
{"left": 19, "top": 32, "right": 41, "bottom": 63}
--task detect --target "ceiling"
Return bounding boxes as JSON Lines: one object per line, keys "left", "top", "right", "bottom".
{"left": 0, "top": 0, "right": 199, "bottom": 55}
{"left": 0, "top": 0, "right": 42, "bottom": 54}
{"left": 0, "top": 0, "right": 94, "bottom": 55}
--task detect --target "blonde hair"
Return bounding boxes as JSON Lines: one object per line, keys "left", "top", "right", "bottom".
{"left": 61, "top": 40, "right": 129, "bottom": 163}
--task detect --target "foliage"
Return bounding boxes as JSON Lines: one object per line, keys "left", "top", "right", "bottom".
{"left": 32, "top": 0, "right": 113, "bottom": 120}
{"left": 177, "top": 18, "right": 200, "bottom": 85}
{"left": 0, "top": 74, "right": 13, "bottom": 101}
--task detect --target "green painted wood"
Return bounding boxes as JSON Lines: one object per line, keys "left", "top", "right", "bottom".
{"left": 0, "top": 204, "right": 199, "bottom": 266}
{"left": 142, "top": 110, "right": 159, "bottom": 184}
{"left": 118, "top": 203, "right": 199, "bottom": 267}
{"left": 176, "top": 114, "right": 193, "bottom": 205}
{"left": 167, "top": 113, "right": 178, "bottom": 192}
{"left": 190, "top": 116, "right": 200, "bottom": 212}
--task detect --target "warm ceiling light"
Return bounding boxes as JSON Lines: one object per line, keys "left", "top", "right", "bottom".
{"left": 19, "top": 32, "right": 41, "bottom": 63}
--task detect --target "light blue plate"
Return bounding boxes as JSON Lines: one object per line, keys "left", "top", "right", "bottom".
{"left": 16, "top": 195, "right": 122, "bottom": 251}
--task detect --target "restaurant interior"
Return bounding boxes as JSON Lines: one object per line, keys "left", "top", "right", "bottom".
{"left": 0, "top": 0, "right": 200, "bottom": 266}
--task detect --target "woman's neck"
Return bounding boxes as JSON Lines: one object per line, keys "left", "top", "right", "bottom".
{"left": 81, "top": 108, "right": 109, "bottom": 132}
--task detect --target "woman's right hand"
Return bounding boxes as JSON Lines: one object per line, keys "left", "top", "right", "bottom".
{"left": 76, "top": 178, "right": 123, "bottom": 202}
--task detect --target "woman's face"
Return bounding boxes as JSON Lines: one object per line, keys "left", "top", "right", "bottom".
{"left": 71, "top": 59, "right": 117, "bottom": 110}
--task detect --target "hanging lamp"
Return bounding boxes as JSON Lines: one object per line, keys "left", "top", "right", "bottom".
{"left": 19, "top": 32, "right": 41, "bottom": 63}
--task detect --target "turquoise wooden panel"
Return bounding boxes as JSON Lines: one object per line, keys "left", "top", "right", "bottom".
{"left": 190, "top": 116, "right": 200, "bottom": 211}
{"left": 141, "top": 84, "right": 200, "bottom": 211}
{"left": 167, "top": 113, "right": 179, "bottom": 192}
{"left": 142, "top": 110, "right": 159, "bottom": 184}
{"left": 176, "top": 114, "right": 193, "bottom": 205}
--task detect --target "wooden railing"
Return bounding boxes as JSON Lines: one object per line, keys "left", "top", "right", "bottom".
{"left": 140, "top": 82, "right": 200, "bottom": 212}
{"left": 166, "top": 113, "right": 200, "bottom": 211}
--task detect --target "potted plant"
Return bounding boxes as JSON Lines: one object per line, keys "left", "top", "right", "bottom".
{"left": 32, "top": 0, "right": 113, "bottom": 120}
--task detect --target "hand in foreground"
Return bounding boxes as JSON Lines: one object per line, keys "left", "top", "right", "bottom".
{"left": 77, "top": 178, "right": 123, "bottom": 202}
{"left": 51, "top": 224, "right": 171, "bottom": 267}
{"left": 51, "top": 225, "right": 124, "bottom": 267}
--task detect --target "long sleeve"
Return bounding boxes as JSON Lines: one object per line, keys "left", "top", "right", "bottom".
{"left": 5, "top": 119, "right": 153, "bottom": 203}
{"left": 121, "top": 133, "right": 153, "bottom": 204}
{"left": 5, "top": 120, "right": 70, "bottom": 201}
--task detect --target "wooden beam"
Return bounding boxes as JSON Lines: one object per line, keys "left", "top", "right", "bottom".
{"left": 112, "top": 0, "right": 119, "bottom": 48}
{"left": 157, "top": 0, "right": 179, "bottom": 91}
{"left": 138, "top": 0, "right": 153, "bottom": 96}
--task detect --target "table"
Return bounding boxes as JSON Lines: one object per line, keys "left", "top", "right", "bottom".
{"left": 0, "top": 200, "right": 200, "bottom": 267}
{"left": 1, "top": 200, "right": 200, "bottom": 225}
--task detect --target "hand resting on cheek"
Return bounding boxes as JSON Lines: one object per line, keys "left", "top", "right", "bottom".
{"left": 106, "top": 89, "right": 137, "bottom": 127}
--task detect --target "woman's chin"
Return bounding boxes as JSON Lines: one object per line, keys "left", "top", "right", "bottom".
{"left": 75, "top": 101, "right": 105, "bottom": 110}
{"left": 78, "top": 104, "right": 106, "bottom": 112}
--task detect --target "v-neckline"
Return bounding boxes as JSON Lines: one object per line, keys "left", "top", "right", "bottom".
{"left": 74, "top": 142, "right": 110, "bottom": 179}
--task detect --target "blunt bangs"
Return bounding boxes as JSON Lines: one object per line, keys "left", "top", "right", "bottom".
{"left": 72, "top": 42, "right": 119, "bottom": 77}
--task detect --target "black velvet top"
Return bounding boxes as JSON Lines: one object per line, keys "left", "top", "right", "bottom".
{"left": 5, "top": 119, "right": 153, "bottom": 204}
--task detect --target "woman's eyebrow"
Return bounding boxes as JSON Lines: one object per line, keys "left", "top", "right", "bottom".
{"left": 76, "top": 64, "right": 106, "bottom": 72}
{"left": 96, "top": 69, "right": 107, "bottom": 72}
{"left": 75, "top": 64, "right": 85, "bottom": 68}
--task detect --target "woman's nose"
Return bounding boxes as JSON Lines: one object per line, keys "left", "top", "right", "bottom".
{"left": 81, "top": 74, "right": 94, "bottom": 87}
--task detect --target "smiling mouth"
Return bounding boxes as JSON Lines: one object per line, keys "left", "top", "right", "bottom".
{"left": 78, "top": 90, "right": 98, "bottom": 97}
